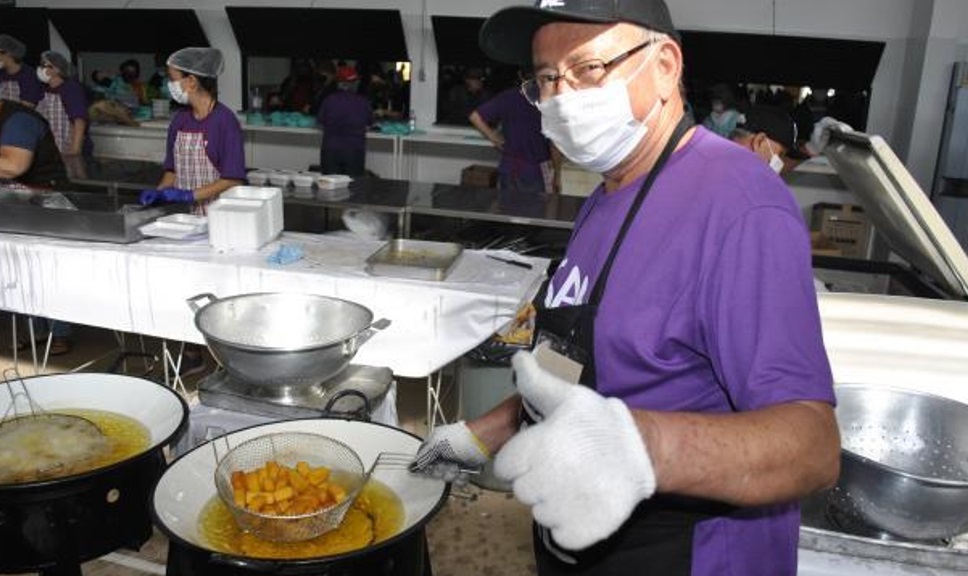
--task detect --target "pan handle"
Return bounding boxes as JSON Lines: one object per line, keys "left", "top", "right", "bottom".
{"left": 186, "top": 292, "right": 218, "bottom": 313}
{"left": 343, "top": 318, "right": 391, "bottom": 355}
{"left": 322, "top": 389, "right": 371, "bottom": 421}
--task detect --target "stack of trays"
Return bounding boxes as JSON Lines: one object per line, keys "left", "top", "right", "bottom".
{"left": 208, "top": 186, "right": 284, "bottom": 250}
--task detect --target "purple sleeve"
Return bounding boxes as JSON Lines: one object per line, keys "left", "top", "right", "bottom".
{"left": 474, "top": 90, "right": 507, "bottom": 125}
{"left": 60, "top": 81, "right": 89, "bottom": 121}
{"left": 700, "top": 207, "right": 836, "bottom": 410}
{"left": 209, "top": 107, "right": 246, "bottom": 180}
{"left": 162, "top": 112, "right": 183, "bottom": 172}
{"left": 18, "top": 66, "right": 44, "bottom": 105}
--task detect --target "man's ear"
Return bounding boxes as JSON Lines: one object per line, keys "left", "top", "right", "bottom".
{"left": 652, "top": 41, "right": 683, "bottom": 102}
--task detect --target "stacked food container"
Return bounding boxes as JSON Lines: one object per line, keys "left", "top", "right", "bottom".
{"left": 207, "top": 186, "right": 284, "bottom": 250}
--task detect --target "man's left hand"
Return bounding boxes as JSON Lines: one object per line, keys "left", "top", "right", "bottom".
{"left": 495, "top": 351, "right": 656, "bottom": 550}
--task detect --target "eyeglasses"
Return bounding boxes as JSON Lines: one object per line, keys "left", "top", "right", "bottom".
{"left": 520, "top": 39, "right": 657, "bottom": 105}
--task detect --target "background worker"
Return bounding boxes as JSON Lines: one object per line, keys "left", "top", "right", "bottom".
{"left": 729, "top": 105, "right": 801, "bottom": 175}
{"left": 0, "top": 35, "right": 43, "bottom": 108}
{"left": 140, "top": 47, "right": 245, "bottom": 378}
{"left": 412, "top": 1, "right": 839, "bottom": 575}
{"left": 0, "top": 99, "right": 66, "bottom": 189}
{"left": 36, "top": 51, "right": 92, "bottom": 158}
{"left": 469, "top": 73, "right": 560, "bottom": 197}
{"left": 315, "top": 66, "right": 372, "bottom": 176}
{"left": 140, "top": 47, "right": 245, "bottom": 215}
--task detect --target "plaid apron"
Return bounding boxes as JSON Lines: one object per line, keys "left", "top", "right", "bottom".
{"left": 0, "top": 80, "right": 20, "bottom": 102}
{"left": 37, "top": 92, "right": 72, "bottom": 154}
{"left": 173, "top": 130, "right": 220, "bottom": 215}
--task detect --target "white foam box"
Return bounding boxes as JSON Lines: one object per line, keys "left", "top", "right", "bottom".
{"left": 317, "top": 174, "right": 353, "bottom": 190}
{"left": 208, "top": 198, "right": 271, "bottom": 250}
{"left": 222, "top": 185, "right": 283, "bottom": 241}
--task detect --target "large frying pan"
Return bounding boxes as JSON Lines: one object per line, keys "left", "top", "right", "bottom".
{"left": 0, "top": 372, "right": 188, "bottom": 575}
{"left": 152, "top": 418, "right": 449, "bottom": 575}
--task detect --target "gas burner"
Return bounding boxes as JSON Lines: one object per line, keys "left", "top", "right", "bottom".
{"left": 197, "top": 364, "right": 392, "bottom": 419}
{"left": 824, "top": 500, "right": 949, "bottom": 546}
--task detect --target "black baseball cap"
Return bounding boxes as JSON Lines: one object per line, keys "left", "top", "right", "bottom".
{"left": 480, "top": 0, "right": 679, "bottom": 67}
{"left": 735, "top": 106, "right": 807, "bottom": 158}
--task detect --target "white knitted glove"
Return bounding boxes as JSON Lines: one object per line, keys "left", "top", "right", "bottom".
{"left": 495, "top": 351, "right": 656, "bottom": 550}
{"left": 805, "top": 116, "right": 853, "bottom": 156}
{"left": 410, "top": 421, "right": 489, "bottom": 484}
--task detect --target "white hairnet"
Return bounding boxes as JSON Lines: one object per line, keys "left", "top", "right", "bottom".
{"left": 167, "top": 47, "right": 224, "bottom": 78}
{"left": 41, "top": 51, "right": 74, "bottom": 78}
{"left": 0, "top": 35, "right": 26, "bottom": 60}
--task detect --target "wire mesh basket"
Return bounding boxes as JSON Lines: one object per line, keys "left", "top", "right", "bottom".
{"left": 213, "top": 432, "right": 367, "bottom": 542}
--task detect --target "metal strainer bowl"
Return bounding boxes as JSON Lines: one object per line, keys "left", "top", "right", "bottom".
{"left": 829, "top": 384, "right": 968, "bottom": 540}
{"left": 214, "top": 432, "right": 367, "bottom": 542}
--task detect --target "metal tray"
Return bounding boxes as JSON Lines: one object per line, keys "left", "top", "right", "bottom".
{"left": 0, "top": 187, "right": 185, "bottom": 243}
{"left": 365, "top": 239, "right": 463, "bottom": 281}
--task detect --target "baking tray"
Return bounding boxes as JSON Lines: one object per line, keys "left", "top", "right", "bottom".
{"left": 365, "top": 239, "right": 463, "bottom": 281}
{"left": 0, "top": 187, "right": 186, "bottom": 243}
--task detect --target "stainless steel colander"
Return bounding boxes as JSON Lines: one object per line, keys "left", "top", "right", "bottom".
{"left": 829, "top": 384, "right": 968, "bottom": 540}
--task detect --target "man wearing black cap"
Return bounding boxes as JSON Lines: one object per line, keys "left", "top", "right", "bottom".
{"left": 730, "top": 105, "right": 802, "bottom": 174}
{"left": 411, "top": 1, "right": 839, "bottom": 575}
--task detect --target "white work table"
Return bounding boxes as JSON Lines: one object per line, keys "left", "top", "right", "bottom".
{"left": 0, "top": 232, "right": 546, "bottom": 380}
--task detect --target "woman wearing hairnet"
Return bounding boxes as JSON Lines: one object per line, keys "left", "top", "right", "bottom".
{"left": 140, "top": 47, "right": 245, "bottom": 215}
{"left": 0, "top": 34, "right": 44, "bottom": 108}
{"left": 36, "top": 51, "right": 92, "bottom": 157}
{"left": 141, "top": 47, "right": 245, "bottom": 378}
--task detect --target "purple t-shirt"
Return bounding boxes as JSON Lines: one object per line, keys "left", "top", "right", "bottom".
{"left": 163, "top": 102, "right": 246, "bottom": 180}
{"left": 0, "top": 64, "right": 44, "bottom": 105}
{"left": 475, "top": 87, "right": 550, "bottom": 182}
{"left": 543, "top": 127, "right": 834, "bottom": 576}
{"left": 316, "top": 91, "right": 373, "bottom": 152}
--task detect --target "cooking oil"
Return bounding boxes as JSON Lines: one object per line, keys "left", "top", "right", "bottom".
{"left": 198, "top": 479, "right": 405, "bottom": 559}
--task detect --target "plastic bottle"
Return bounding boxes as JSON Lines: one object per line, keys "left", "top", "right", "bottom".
{"left": 250, "top": 87, "right": 263, "bottom": 112}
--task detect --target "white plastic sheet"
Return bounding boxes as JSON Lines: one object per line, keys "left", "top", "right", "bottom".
{"left": 0, "top": 232, "right": 547, "bottom": 378}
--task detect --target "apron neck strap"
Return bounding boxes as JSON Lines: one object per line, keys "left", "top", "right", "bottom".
{"left": 588, "top": 115, "right": 694, "bottom": 305}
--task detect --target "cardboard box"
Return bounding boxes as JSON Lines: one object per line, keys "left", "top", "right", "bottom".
{"left": 810, "top": 231, "right": 843, "bottom": 257}
{"left": 461, "top": 164, "right": 498, "bottom": 188}
{"left": 810, "top": 203, "right": 872, "bottom": 259}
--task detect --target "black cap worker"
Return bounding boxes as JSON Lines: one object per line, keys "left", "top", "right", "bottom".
{"left": 410, "top": 1, "right": 839, "bottom": 575}
{"left": 730, "top": 105, "right": 803, "bottom": 174}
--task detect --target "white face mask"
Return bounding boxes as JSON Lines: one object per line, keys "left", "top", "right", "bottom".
{"left": 537, "top": 50, "right": 659, "bottom": 174}
{"left": 766, "top": 140, "right": 784, "bottom": 174}
{"left": 168, "top": 79, "right": 189, "bottom": 105}
{"left": 36, "top": 67, "right": 51, "bottom": 84}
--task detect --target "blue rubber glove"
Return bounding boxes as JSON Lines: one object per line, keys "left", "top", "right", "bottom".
{"left": 139, "top": 187, "right": 194, "bottom": 206}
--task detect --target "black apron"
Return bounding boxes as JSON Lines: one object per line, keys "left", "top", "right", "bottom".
{"left": 530, "top": 117, "right": 735, "bottom": 575}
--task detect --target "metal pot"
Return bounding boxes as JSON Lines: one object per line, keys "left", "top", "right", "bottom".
{"left": 830, "top": 384, "right": 968, "bottom": 540}
{"left": 188, "top": 293, "right": 390, "bottom": 386}
{"left": 0, "top": 373, "right": 188, "bottom": 574}
{"left": 152, "top": 418, "right": 448, "bottom": 575}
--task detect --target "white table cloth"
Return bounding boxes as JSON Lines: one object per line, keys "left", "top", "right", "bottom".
{"left": 0, "top": 232, "right": 547, "bottom": 379}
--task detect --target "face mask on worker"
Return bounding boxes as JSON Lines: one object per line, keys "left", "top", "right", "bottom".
{"left": 36, "top": 66, "right": 51, "bottom": 84}
{"left": 537, "top": 47, "right": 661, "bottom": 174}
{"left": 766, "top": 139, "right": 784, "bottom": 174}
{"left": 168, "top": 78, "right": 189, "bottom": 105}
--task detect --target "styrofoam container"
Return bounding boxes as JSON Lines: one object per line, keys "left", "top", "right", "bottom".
{"left": 291, "top": 172, "right": 316, "bottom": 188}
{"left": 268, "top": 170, "right": 296, "bottom": 188}
{"left": 246, "top": 170, "right": 271, "bottom": 186}
{"left": 317, "top": 174, "right": 353, "bottom": 190}
{"left": 222, "top": 186, "right": 283, "bottom": 241}
{"left": 208, "top": 198, "right": 271, "bottom": 250}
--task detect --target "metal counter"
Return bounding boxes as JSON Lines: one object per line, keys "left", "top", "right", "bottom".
{"left": 282, "top": 177, "right": 584, "bottom": 238}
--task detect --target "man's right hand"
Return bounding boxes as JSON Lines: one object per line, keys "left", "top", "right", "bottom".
{"left": 410, "top": 421, "right": 490, "bottom": 483}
